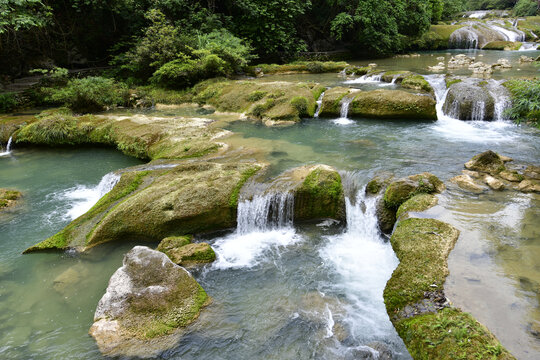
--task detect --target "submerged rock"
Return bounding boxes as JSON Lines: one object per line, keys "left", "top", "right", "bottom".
{"left": 0, "top": 189, "right": 22, "bottom": 211}
{"left": 450, "top": 174, "right": 486, "bottom": 193}
{"left": 89, "top": 246, "right": 209, "bottom": 358}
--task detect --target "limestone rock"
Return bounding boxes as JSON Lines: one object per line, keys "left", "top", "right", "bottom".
{"left": 498, "top": 170, "right": 522, "bottom": 182}
{"left": 317, "top": 87, "right": 354, "bottom": 117}
{"left": 450, "top": 174, "right": 486, "bottom": 193}
{"left": 384, "top": 172, "right": 445, "bottom": 210}
{"left": 519, "top": 55, "right": 534, "bottom": 63}
{"left": 366, "top": 172, "right": 394, "bottom": 195}
{"left": 492, "top": 58, "right": 512, "bottom": 69}
{"left": 89, "top": 246, "right": 209, "bottom": 358}
{"left": 484, "top": 175, "right": 505, "bottom": 191}
{"left": 0, "top": 189, "right": 22, "bottom": 211}
{"left": 158, "top": 240, "right": 216, "bottom": 267}
{"left": 516, "top": 179, "right": 540, "bottom": 193}
{"left": 349, "top": 90, "right": 437, "bottom": 120}
{"left": 523, "top": 165, "right": 540, "bottom": 180}
{"left": 465, "top": 150, "right": 505, "bottom": 175}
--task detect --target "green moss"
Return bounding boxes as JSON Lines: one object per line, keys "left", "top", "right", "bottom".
{"left": 445, "top": 78, "right": 462, "bottom": 88}
{"left": 249, "top": 61, "right": 349, "bottom": 75}
{"left": 396, "top": 194, "right": 438, "bottom": 219}
{"left": 384, "top": 218, "right": 459, "bottom": 314}
{"left": 247, "top": 90, "right": 267, "bottom": 102}
{"left": 412, "top": 25, "right": 464, "bottom": 50}
{"left": 396, "top": 308, "right": 515, "bottom": 360}
{"left": 482, "top": 41, "right": 522, "bottom": 51}
{"left": 384, "top": 173, "right": 442, "bottom": 210}
{"left": 0, "top": 188, "right": 22, "bottom": 210}
{"left": 349, "top": 90, "right": 436, "bottom": 120}
{"left": 290, "top": 96, "right": 313, "bottom": 117}
{"left": 401, "top": 75, "right": 433, "bottom": 93}
{"left": 229, "top": 166, "right": 261, "bottom": 207}
{"left": 157, "top": 235, "right": 193, "bottom": 257}
{"left": 295, "top": 167, "right": 345, "bottom": 220}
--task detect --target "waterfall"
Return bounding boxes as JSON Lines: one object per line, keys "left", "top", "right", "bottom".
{"left": 236, "top": 192, "right": 294, "bottom": 234}
{"left": 212, "top": 186, "right": 300, "bottom": 269}
{"left": 344, "top": 74, "right": 382, "bottom": 84}
{"left": 314, "top": 91, "right": 325, "bottom": 118}
{"left": 519, "top": 42, "right": 539, "bottom": 51}
{"left": 62, "top": 172, "right": 121, "bottom": 220}
{"left": 471, "top": 101, "right": 486, "bottom": 121}
{"left": 319, "top": 173, "right": 400, "bottom": 352}
{"left": 0, "top": 136, "right": 13, "bottom": 157}
{"left": 332, "top": 96, "right": 355, "bottom": 125}
{"left": 450, "top": 27, "right": 479, "bottom": 49}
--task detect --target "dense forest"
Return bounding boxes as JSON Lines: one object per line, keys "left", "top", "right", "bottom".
{"left": 1, "top": 0, "right": 538, "bottom": 80}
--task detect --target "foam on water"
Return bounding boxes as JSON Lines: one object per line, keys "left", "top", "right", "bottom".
{"left": 55, "top": 172, "right": 121, "bottom": 220}
{"left": 0, "top": 136, "right": 13, "bottom": 157}
{"left": 320, "top": 175, "right": 400, "bottom": 341}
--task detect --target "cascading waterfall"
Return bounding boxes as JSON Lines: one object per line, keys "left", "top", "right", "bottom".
{"left": 449, "top": 20, "right": 525, "bottom": 49}
{"left": 344, "top": 74, "right": 382, "bottom": 84}
{"left": 212, "top": 188, "right": 300, "bottom": 269}
{"left": 425, "top": 75, "right": 515, "bottom": 142}
{"left": 332, "top": 96, "right": 355, "bottom": 125}
{"left": 319, "top": 172, "right": 403, "bottom": 356}
{"left": 0, "top": 136, "right": 13, "bottom": 157}
{"left": 314, "top": 91, "right": 326, "bottom": 118}
{"left": 236, "top": 192, "right": 294, "bottom": 234}
{"left": 61, "top": 172, "right": 121, "bottom": 220}
{"left": 471, "top": 101, "right": 486, "bottom": 121}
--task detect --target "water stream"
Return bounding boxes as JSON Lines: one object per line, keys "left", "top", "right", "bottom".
{"left": 0, "top": 136, "right": 13, "bottom": 157}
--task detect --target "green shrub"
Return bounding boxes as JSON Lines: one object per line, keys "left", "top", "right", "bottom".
{"left": 0, "top": 92, "right": 22, "bottom": 113}
{"left": 504, "top": 79, "right": 540, "bottom": 127}
{"left": 49, "top": 77, "right": 129, "bottom": 113}
{"left": 514, "top": 0, "right": 538, "bottom": 17}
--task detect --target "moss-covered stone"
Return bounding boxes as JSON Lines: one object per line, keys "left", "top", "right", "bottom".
{"left": 15, "top": 108, "right": 222, "bottom": 161}
{"left": 349, "top": 90, "right": 437, "bottom": 120}
{"left": 381, "top": 71, "right": 413, "bottom": 83}
{"left": 445, "top": 77, "right": 462, "bottom": 88}
{"left": 482, "top": 41, "right": 522, "bottom": 51}
{"left": 160, "top": 242, "right": 216, "bottom": 266}
{"left": 396, "top": 193, "right": 438, "bottom": 219}
{"left": 384, "top": 217, "right": 515, "bottom": 359}
{"left": 366, "top": 172, "right": 394, "bottom": 195}
{"left": 384, "top": 172, "right": 444, "bottom": 210}
{"left": 0, "top": 189, "right": 22, "bottom": 210}
{"left": 191, "top": 80, "right": 324, "bottom": 123}
{"left": 89, "top": 246, "right": 210, "bottom": 358}
{"left": 401, "top": 74, "right": 433, "bottom": 93}
{"left": 294, "top": 165, "right": 346, "bottom": 221}
{"left": 247, "top": 61, "right": 349, "bottom": 76}
{"left": 465, "top": 150, "right": 506, "bottom": 175}
{"left": 395, "top": 308, "right": 515, "bottom": 360}
{"left": 157, "top": 235, "right": 193, "bottom": 254}
{"left": 317, "top": 87, "right": 353, "bottom": 118}
{"left": 412, "top": 25, "right": 465, "bottom": 50}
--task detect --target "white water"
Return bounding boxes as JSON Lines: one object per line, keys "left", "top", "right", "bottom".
{"left": 212, "top": 191, "right": 301, "bottom": 269}
{"left": 314, "top": 91, "right": 326, "bottom": 118}
{"left": 0, "top": 136, "right": 13, "bottom": 157}
{"left": 332, "top": 97, "right": 355, "bottom": 125}
{"left": 58, "top": 172, "right": 121, "bottom": 220}
{"left": 344, "top": 74, "right": 382, "bottom": 84}
{"left": 450, "top": 21, "right": 525, "bottom": 49}
{"left": 320, "top": 175, "right": 400, "bottom": 343}
{"left": 425, "top": 75, "right": 515, "bottom": 142}
{"left": 519, "top": 42, "right": 539, "bottom": 51}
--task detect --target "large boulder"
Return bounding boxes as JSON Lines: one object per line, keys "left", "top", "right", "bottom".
{"left": 317, "top": 87, "right": 355, "bottom": 117}
{"left": 89, "top": 246, "right": 209, "bottom": 358}
{"left": 25, "top": 162, "right": 262, "bottom": 252}
{"left": 349, "top": 90, "right": 437, "bottom": 120}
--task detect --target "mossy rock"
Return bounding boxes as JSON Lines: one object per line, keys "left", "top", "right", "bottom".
{"left": 349, "top": 90, "right": 436, "bottom": 120}
{"left": 317, "top": 87, "right": 353, "bottom": 117}
{"left": 443, "top": 82, "right": 498, "bottom": 121}
{"left": 401, "top": 75, "right": 433, "bottom": 93}
{"left": 0, "top": 189, "right": 22, "bottom": 210}
{"left": 366, "top": 172, "right": 395, "bottom": 195}
{"left": 396, "top": 193, "right": 438, "bottom": 219}
{"left": 89, "top": 246, "right": 210, "bottom": 358}
{"left": 412, "top": 25, "right": 465, "bottom": 50}
{"left": 381, "top": 71, "right": 413, "bottom": 83}
{"left": 395, "top": 308, "right": 515, "bottom": 360}
{"left": 190, "top": 80, "right": 323, "bottom": 123}
{"left": 384, "top": 218, "right": 459, "bottom": 314}
{"left": 293, "top": 165, "right": 346, "bottom": 221}
{"left": 482, "top": 41, "right": 522, "bottom": 51}
{"left": 157, "top": 235, "right": 193, "bottom": 254}
{"left": 26, "top": 162, "right": 262, "bottom": 252}
{"left": 384, "top": 172, "right": 444, "bottom": 210}
{"left": 161, "top": 242, "right": 216, "bottom": 266}
{"left": 15, "top": 108, "right": 222, "bottom": 160}
{"left": 445, "top": 77, "right": 462, "bottom": 88}
{"left": 465, "top": 150, "right": 506, "bottom": 175}
{"left": 247, "top": 61, "right": 349, "bottom": 76}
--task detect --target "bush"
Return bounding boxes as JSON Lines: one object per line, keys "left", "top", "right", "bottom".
{"left": 49, "top": 77, "right": 129, "bottom": 113}
{"left": 514, "top": 0, "right": 538, "bottom": 16}
{"left": 504, "top": 79, "right": 540, "bottom": 127}
{"left": 0, "top": 92, "right": 22, "bottom": 113}
{"left": 290, "top": 96, "right": 309, "bottom": 116}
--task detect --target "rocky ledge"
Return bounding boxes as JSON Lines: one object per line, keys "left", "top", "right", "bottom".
{"left": 381, "top": 174, "right": 515, "bottom": 359}
{"left": 89, "top": 246, "right": 210, "bottom": 358}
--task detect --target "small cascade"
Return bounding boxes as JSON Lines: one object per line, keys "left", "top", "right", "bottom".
{"left": 471, "top": 101, "right": 486, "bottom": 121}
{"left": 332, "top": 96, "right": 355, "bottom": 125}
{"left": 390, "top": 75, "right": 398, "bottom": 85}
{"left": 62, "top": 172, "right": 121, "bottom": 220}
{"left": 449, "top": 27, "right": 479, "bottom": 49}
{"left": 319, "top": 173, "right": 401, "bottom": 354}
{"left": 314, "top": 91, "right": 325, "bottom": 118}
{"left": 344, "top": 74, "right": 382, "bottom": 84}
{"left": 0, "top": 136, "right": 14, "bottom": 157}
{"left": 519, "top": 42, "right": 539, "bottom": 51}
{"left": 237, "top": 192, "right": 294, "bottom": 234}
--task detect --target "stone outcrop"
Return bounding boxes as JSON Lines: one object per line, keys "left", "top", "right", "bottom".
{"left": 0, "top": 189, "right": 21, "bottom": 211}
{"left": 157, "top": 236, "right": 216, "bottom": 266}
{"left": 349, "top": 90, "right": 437, "bottom": 120}
{"left": 89, "top": 246, "right": 209, "bottom": 358}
